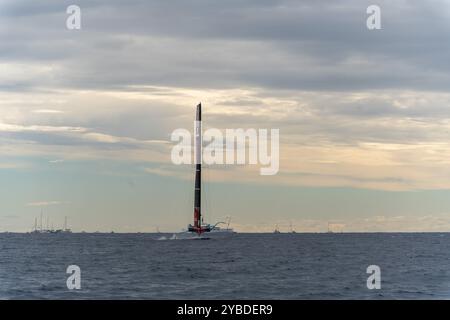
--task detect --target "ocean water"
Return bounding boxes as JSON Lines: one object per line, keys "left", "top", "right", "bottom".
{"left": 0, "top": 233, "right": 449, "bottom": 299}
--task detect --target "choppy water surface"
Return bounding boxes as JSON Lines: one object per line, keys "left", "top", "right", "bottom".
{"left": 1, "top": 233, "right": 450, "bottom": 299}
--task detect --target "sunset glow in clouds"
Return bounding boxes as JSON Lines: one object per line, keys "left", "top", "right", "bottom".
{"left": 2, "top": 1, "right": 450, "bottom": 232}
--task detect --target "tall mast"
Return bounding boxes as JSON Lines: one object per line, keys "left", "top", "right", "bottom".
{"left": 194, "top": 103, "right": 202, "bottom": 231}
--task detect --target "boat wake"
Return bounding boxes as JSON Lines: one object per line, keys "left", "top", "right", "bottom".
{"left": 156, "top": 233, "right": 217, "bottom": 241}
{"left": 156, "top": 234, "right": 179, "bottom": 241}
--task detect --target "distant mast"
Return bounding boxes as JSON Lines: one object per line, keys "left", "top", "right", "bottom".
{"left": 182, "top": 103, "right": 234, "bottom": 238}
{"left": 187, "top": 103, "right": 212, "bottom": 235}
{"left": 194, "top": 103, "right": 202, "bottom": 233}
{"left": 40, "top": 210, "right": 43, "bottom": 232}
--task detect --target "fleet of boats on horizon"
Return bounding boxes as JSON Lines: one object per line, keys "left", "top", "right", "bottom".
{"left": 30, "top": 211, "right": 72, "bottom": 234}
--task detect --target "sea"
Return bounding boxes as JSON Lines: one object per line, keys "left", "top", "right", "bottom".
{"left": 0, "top": 233, "right": 449, "bottom": 299}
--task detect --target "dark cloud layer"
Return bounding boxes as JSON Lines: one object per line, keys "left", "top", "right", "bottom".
{"left": 1, "top": 0, "right": 450, "bottom": 92}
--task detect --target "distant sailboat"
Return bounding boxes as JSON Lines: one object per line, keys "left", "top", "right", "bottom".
{"left": 186, "top": 103, "right": 212, "bottom": 236}
{"left": 31, "top": 216, "right": 40, "bottom": 234}
{"left": 31, "top": 209, "right": 46, "bottom": 234}
{"left": 273, "top": 224, "right": 281, "bottom": 234}
{"left": 289, "top": 221, "right": 296, "bottom": 234}
{"left": 327, "top": 222, "right": 333, "bottom": 233}
{"left": 180, "top": 103, "right": 235, "bottom": 239}
{"left": 61, "top": 216, "right": 72, "bottom": 233}
{"left": 30, "top": 214, "right": 72, "bottom": 234}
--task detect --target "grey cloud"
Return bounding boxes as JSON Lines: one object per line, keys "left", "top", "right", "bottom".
{"left": 2, "top": 0, "right": 450, "bottom": 159}
{"left": 1, "top": 0, "right": 450, "bottom": 92}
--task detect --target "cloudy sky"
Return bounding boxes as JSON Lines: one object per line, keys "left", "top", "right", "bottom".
{"left": 1, "top": 0, "right": 450, "bottom": 232}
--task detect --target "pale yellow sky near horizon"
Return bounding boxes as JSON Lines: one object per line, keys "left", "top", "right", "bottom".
{"left": 2, "top": 0, "right": 450, "bottom": 232}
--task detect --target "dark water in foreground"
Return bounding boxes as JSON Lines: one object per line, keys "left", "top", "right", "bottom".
{"left": 1, "top": 233, "right": 450, "bottom": 299}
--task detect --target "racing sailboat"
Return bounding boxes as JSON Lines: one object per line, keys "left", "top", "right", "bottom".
{"left": 187, "top": 103, "right": 212, "bottom": 236}
{"left": 181, "top": 103, "right": 235, "bottom": 239}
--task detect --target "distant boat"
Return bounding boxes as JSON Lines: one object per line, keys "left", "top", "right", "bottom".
{"left": 327, "top": 222, "right": 333, "bottom": 233}
{"left": 209, "top": 216, "right": 235, "bottom": 235}
{"left": 179, "top": 103, "right": 235, "bottom": 240}
{"left": 30, "top": 214, "right": 72, "bottom": 234}
{"left": 289, "top": 221, "right": 296, "bottom": 234}
{"left": 61, "top": 216, "right": 72, "bottom": 233}
{"left": 273, "top": 224, "right": 281, "bottom": 234}
{"left": 30, "top": 216, "right": 40, "bottom": 234}
{"left": 30, "top": 210, "right": 46, "bottom": 234}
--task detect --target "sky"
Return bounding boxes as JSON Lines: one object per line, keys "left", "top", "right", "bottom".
{"left": 1, "top": 0, "right": 450, "bottom": 232}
